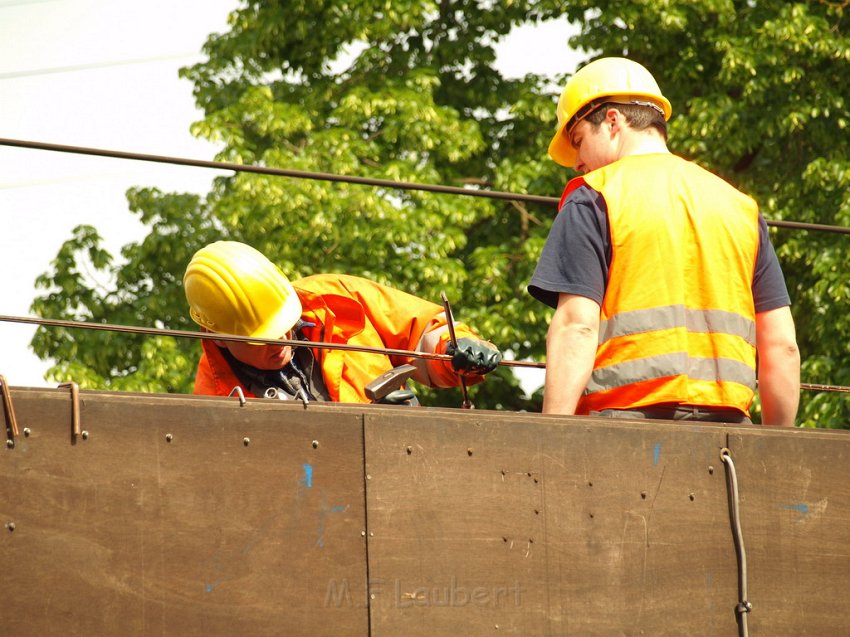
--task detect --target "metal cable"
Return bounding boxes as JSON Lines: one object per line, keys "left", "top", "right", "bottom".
{"left": 2, "top": 314, "right": 849, "bottom": 393}
{"left": 0, "top": 313, "right": 540, "bottom": 370}
{"left": 0, "top": 138, "right": 555, "bottom": 206}
{"left": 1, "top": 137, "right": 849, "bottom": 234}
{"left": 721, "top": 448, "right": 751, "bottom": 637}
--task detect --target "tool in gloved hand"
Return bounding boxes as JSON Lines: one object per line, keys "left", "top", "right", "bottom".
{"left": 365, "top": 364, "right": 418, "bottom": 405}
{"left": 440, "top": 291, "right": 474, "bottom": 409}
{"left": 446, "top": 337, "right": 503, "bottom": 376}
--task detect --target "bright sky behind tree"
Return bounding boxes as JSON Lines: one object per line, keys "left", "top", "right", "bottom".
{"left": 0, "top": 0, "right": 578, "bottom": 391}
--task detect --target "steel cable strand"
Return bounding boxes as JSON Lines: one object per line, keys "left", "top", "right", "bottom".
{"left": 4, "top": 315, "right": 850, "bottom": 392}
{"left": 1, "top": 137, "right": 850, "bottom": 234}
{"left": 721, "top": 447, "right": 751, "bottom": 637}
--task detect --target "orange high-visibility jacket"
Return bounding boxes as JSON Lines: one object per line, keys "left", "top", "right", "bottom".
{"left": 193, "top": 273, "right": 483, "bottom": 402}
{"left": 561, "top": 154, "right": 760, "bottom": 415}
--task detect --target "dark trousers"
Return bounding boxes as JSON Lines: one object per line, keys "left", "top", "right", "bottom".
{"left": 590, "top": 405, "right": 752, "bottom": 424}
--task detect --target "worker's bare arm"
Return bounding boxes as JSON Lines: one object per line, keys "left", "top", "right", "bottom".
{"left": 756, "top": 306, "right": 800, "bottom": 426}
{"left": 542, "top": 294, "right": 600, "bottom": 415}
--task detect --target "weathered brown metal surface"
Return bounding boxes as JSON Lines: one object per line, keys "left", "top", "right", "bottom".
{"left": 3, "top": 388, "right": 850, "bottom": 636}
{"left": 727, "top": 427, "right": 850, "bottom": 637}
{"left": 2, "top": 388, "right": 368, "bottom": 637}
{"left": 363, "top": 412, "right": 739, "bottom": 636}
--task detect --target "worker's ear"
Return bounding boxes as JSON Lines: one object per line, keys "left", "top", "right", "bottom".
{"left": 605, "top": 108, "right": 622, "bottom": 134}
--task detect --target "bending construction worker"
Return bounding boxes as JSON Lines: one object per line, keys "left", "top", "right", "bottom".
{"left": 528, "top": 57, "right": 801, "bottom": 425}
{"left": 184, "top": 240, "right": 502, "bottom": 403}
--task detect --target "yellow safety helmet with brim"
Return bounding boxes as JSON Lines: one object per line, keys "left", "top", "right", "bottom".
{"left": 549, "top": 57, "right": 672, "bottom": 168}
{"left": 184, "top": 241, "right": 302, "bottom": 342}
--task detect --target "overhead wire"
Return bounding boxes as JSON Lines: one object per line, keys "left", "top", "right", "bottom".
{"left": 2, "top": 137, "right": 849, "bottom": 234}
{"left": 1, "top": 314, "right": 848, "bottom": 394}
{"left": 0, "top": 314, "right": 540, "bottom": 370}
{"left": 1, "top": 136, "right": 848, "bottom": 394}
{"left": 0, "top": 0, "right": 59, "bottom": 7}
{"left": 0, "top": 138, "right": 555, "bottom": 206}
{"left": 0, "top": 53, "right": 203, "bottom": 80}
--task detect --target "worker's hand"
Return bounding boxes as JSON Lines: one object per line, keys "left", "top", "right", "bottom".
{"left": 378, "top": 389, "right": 416, "bottom": 405}
{"left": 446, "top": 337, "right": 502, "bottom": 376}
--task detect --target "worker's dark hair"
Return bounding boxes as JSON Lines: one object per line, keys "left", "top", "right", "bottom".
{"left": 586, "top": 102, "right": 668, "bottom": 140}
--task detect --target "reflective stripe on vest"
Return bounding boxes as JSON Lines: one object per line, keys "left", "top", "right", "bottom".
{"left": 599, "top": 306, "right": 756, "bottom": 347}
{"left": 587, "top": 353, "right": 757, "bottom": 395}
{"left": 571, "top": 154, "right": 760, "bottom": 413}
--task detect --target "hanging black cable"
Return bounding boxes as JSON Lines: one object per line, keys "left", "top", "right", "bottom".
{"left": 1, "top": 137, "right": 849, "bottom": 234}
{"left": 721, "top": 448, "right": 752, "bottom": 637}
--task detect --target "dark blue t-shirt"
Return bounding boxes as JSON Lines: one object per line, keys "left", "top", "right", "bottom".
{"left": 528, "top": 184, "right": 791, "bottom": 312}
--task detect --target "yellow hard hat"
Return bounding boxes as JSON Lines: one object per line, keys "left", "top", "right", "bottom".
{"left": 548, "top": 57, "right": 672, "bottom": 168}
{"left": 184, "top": 241, "right": 302, "bottom": 340}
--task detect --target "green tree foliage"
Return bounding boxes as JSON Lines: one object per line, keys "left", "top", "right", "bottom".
{"left": 32, "top": 0, "right": 850, "bottom": 424}
{"left": 32, "top": 0, "right": 568, "bottom": 409}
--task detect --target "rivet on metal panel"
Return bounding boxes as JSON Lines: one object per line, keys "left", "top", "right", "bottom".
{"left": 5, "top": 522, "right": 15, "bottom": 532}
{"left": 0, "top": 374, "right": 20, "bottom": 440}
{"left": 81, "top": 430, "right": 89, "bottom": 440}
{"left": 369, "top": 532, "right": 374, "bottom": 537}
{"left": 641, "top": 491, "right": 647, "bottom": 500}
{"left": 5, "top": 440, "right": 13, "bottom": 449}
{"left": 23, "top": 428, "right": 30, "bottom": 437}
{"left": 708, "top": 465, "right": 715, "bottom": 475}
{"left": 406, "top": 446, "right": 412, "bottom": 455}
{"left": 243, "top": 437, "right": 250, "bottom": 446}
{"left": 361, "top": 531, "right": 366, "bottom": 537}
{"left": 467, "top": 448, "right": 473, "bottom": 456}
{"left": 58, "top": 381, "right": 81, "bottom": 439}
{"left": 165, "top": 433, "right": 173, "bottom": 443}
{"left": 312, "top": 440, "right": 319, "bottom": 449}
{"left": 366, "top": 474, "right": 372, "bottom": 480}
{"left": 228, "top": 386, "right": 247, "bottom": 406}
{"left": 689, "top": 493, "right": 696, "bottom": 501}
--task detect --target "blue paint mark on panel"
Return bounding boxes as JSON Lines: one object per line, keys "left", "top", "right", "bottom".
{"left": 205, "top": 583, "right": 216, "bottom": 593}
{"left": 653, "top": 443, "right": 661, "bottom": 466}
{"left": 783, "top": 503, "right": 809, "bottom": 515}
{"left": 301, "top": 463, "right": 313, "bottom": 488}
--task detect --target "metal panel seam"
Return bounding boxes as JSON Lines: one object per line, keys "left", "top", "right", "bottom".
{"left": 361, "top": 412, "right": 374, "bottom": 637}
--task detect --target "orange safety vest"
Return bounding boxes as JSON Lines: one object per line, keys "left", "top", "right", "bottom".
{"left": 561, "top": 154, "right": 759, "bottom": 415}
{"left": 193, "top": 273, "right": 481, "bottom": 402}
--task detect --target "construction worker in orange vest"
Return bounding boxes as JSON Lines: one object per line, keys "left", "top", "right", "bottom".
{"left": 184, "top": 241, "right": 502, "bottom": 404}
{"left": 528, "top": 57, "right": 800, "bottom": 425}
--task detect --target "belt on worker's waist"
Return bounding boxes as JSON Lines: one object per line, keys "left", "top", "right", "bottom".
{"left": 590, "top": 404, "right": 752, "bottom": 424}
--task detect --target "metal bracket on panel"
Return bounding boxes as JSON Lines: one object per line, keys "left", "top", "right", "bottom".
{"left": 1, "top": 374, "right": 20, "bottom": 444}
{"left": 58, "top": 382, "right": 82, "bottom": 440}
{"left": 228, "top": 386, "right": 247, "bottom": 407}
